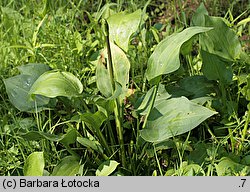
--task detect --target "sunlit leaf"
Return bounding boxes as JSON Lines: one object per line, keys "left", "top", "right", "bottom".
{"left": 30, "top": 71, "right": 83, "bottom": 99}
{"left": 201, "top": 15, "right": 241, "bottom": 60}
{"left": 96, "top": 59, "right": 113, "bottom": 98}
{"left": 96, "top": 43, "right": 130, "bottom": 99}
{"left": 182, "top": 163, "right": 205, "bottom": 176}
{"left": 107, "top": 9, "right": 141, "bottom": 52}
{"left": 140, "top": 97, "right": 217, "bottom": 142}
{"left": 145, "top": 27, "right": 212, "bottom": 83}
{"left": 96, "top": 160, "right": 119, "bottom": 176}
{"left": 23, "top": 152, "right": 44, "bottom": 176}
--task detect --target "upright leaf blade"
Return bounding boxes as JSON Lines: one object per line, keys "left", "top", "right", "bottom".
{"left": 140, "top": 97, "right": 217, "bottom": 142}
{"left": 146, "top": 27, "right": 212, "bottom": 82}
{"left": 23, "top": 152, "right": 44, "bottom": 176}
{"left": 96, "top": 43, "right": 130, "bottom": 99}
{"left": 30, "top": 71, "right": 83, "bottom": 99}
{"left": 96, "top": 59, "right": 113, "bottom": 98}
{"left": 107, "top": 9, "right": 141, "bottom": 52}
{"left": 191, "top": 2, "right": 208, "bottom": 26}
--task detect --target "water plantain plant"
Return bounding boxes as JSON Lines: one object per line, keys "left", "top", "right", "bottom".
{"left": 3, "top": 3, "right": 250, "bottom": 176}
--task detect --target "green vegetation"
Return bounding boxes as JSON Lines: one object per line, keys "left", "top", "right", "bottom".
{"left": 0, "top": 0, "right": 249, "bottom": 176}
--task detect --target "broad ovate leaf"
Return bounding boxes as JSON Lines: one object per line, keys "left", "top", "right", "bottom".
{"left": 140, "top": 97, "right": 217, "bottom": 142}
{"left": 23, "top": 152, "right": 44, "bottom": 176}
{"left": 51, "top": 156, "right": 80, "bottom": 176}
{"left": 192, "top": 6, "right": 242, "bottom": 61}
{"left": 96, "top": 160, "right": 119, "bottom": 176}
{"left": 107, "top": 9, "right": 141, "bottom": 52}
{"left": 30, "top": 71, "right": 83, "bottom": 99}
{"left": 146, "top": 27, "right": 212, "bottom": 83}
{"left": 4, "top": 63, "right": 50, "bottom": 112}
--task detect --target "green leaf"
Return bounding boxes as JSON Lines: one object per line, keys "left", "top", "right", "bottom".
{"left": 191, "top": 2, "right": 208, "bottom": 26}
{"left": 182, "top": 163, "right": 205, "bottom": 176}
{"left": 179, "top": 75, "right": 215, "bottom": 98}
{"left": 96, "top": 59, "right": 113, "bottom": 98}
{"left": 77, "top": 137, "right": 104, "bottom": 154}
{"left": 241, "top": 74, "right": 250, "bottom": 101}
{"left": 188, "top": 143, "right": 208, "bottom": 164}
{"left": 19, "top": 128, "right": 77, "bottom": 145}
{"left": 60, "top": 128, "right": 77, "bottom": 146}
{"left": 20, "top": 131, "right": 61, "bottom": 141}
{"left": 146, "top": 27, "right": 212, "bottom": 82}
{"left": 136, "top": 86, "right": 155, "bottom": 114}
{"left": 96, "top": 160, "right": 119, "bottom": 176}
{"left": 201, "top": 50, "right": 233, "bottom": 84}
{"left": 241, "top": 155, "right": 250, "bottom": 166}
{"left": 136, "top": 84, "right": 171, "bottom": 115}
{"left": 23, "top": 152, "right": 44, "bottom": 176}
{"left": 215, "top": 157, "right": 250, "bottom": 176}
{"left": 96, "top": 43, "right": 130, "bottom": 99}
{"left": 107, "top": 9, "right": 141, "bottom": 52}
{"left": 18, "top": 63, "right": 51, "bottom": 76}
{"left": 140, "top": 97, "right": 217, "bottom": 142}
{"left": 4, "top": 63, "right": 50, "bottom": 112}
{"left": 196, "top": 15, "right": 241, "bottom": 60}
{"left": 30, "top": 71, "right": 83, "bottom": 99}
{"left": 52, "top": 156, "right": 80, "bottom": 176}
{"left": 80, "top": 111, "right": 107, "bottom": 130}
{"left": 107, "top": 81, "right": 123, "bottom": 100}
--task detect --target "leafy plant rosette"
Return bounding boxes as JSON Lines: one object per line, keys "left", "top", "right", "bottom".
{"left": 4, "top": 3, "right": 249, "bottom": 175}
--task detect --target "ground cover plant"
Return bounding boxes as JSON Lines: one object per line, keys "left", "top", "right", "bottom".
{"left": 0, "top": 0, "right": 250, "bottom": 176}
